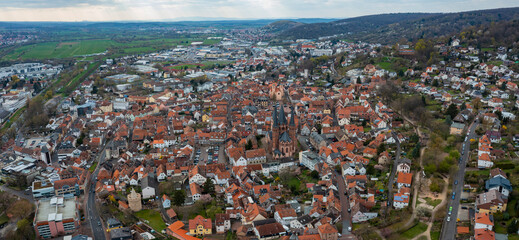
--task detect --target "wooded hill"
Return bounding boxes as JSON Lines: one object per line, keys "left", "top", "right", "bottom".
{"left": 275, "top": 7, "right": 519, "bottom": 43}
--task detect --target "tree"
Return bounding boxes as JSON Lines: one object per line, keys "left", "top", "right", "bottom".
{"left": 172, "top": 190, "right": 186, "bottom": 206}
{"left": 202, "top": 178, "right": 215, "bottom": 196}
{"left": 508, "top": 218, "right": 519, "bottom": 234}
{"left": 44, "top": 90, "right": 53, "bottom": 100}
{"left": 377, "top": 143, "right": 386, "bottom": 155}
{"left": 411, "top": 142, "right": 421, "bottom": 159}
{"left": 245, "top": 139, "right": 253, "bottom": 150}
{"left": 205, "top": 203, "right": 224, "bottom": 219}
{"left": 7, "top": 199, "right": 33, "bottom": 220}
{"left": 445, "top": 104, "right": 459, "bottom": 119}
{"left": 429, "top": 178, "right": 443, "bottom": 193}
{"left": 445, "top": 115, "right": 452, "bottom": 126}
{"left": 310, "top": 170, "right": 319, "bottom": 179}
{"left": 158, "top": 180, "right": 175, "bottom": 196}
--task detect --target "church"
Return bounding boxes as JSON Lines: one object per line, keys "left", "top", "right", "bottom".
{"left": 268, "top": 105, "right": 297, "bottom": 159}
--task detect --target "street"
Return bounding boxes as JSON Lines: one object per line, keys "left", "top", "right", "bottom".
{"left": 385, "top": 131, "right": 402, "bottom": 213}
{"left": 86, "top": 140, "right": 110, "bottom": 240}
{"left": 440, "top": 120, "right": 478, "bottom": 240}
{"left": 333, "top": 171, "right": 352, "bottom": 237}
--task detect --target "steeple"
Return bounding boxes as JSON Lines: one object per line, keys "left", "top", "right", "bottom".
{"left": 273, "top": 105, "right": 278, "bottom": 127}
{"left": 289, "top": 106, "right": 295, "bottom": 126}
{"left": 279, "top": 105, "right": 287, "bottom": 125}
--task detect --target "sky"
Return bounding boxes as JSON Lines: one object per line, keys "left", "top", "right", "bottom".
{"left": 0, "top": 0, "right": 518, "bottom": 22}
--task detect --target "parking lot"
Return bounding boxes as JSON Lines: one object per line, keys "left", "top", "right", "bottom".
{"left": 192, "top": 145, "right": 226, "bottom": 165}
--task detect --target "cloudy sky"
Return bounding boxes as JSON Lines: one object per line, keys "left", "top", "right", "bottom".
{"left": 1, "top": 0, "right": 518, "bottom": 22}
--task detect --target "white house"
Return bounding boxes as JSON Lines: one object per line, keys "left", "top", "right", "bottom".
{"left": 141, "top": 178, "right": 156, "bottom": 199}
{"left": 396, "top": 162, "right": 411, "bottom": 173}
{"left": 478, "top": 153, "right": 494, "bottom": 169}
{"left": 215, "top": 213, "right": 231, "bottom": 234}
{"left": 162, "top": 195, "right": 171, "bottom": 209}
{"left": 274, "top": 208, "right": 297, "bottom": 226}
{"left": 189, "top": 169, "right": 207, "bottom": 185}
{"left": 474, "top": 212, "right": 494, "bottom": 230}
{"left": 289, "top": 215, "right": 313, "bottom": 229}
{"left": 393, "top": 193, "right": 410, "bottom": 209}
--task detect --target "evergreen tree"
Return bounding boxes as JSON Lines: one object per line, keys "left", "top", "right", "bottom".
{"left": 445, "top": 104, "right": 459, "bottom": 119}
{"left": 172, "top": 190, "right": 186, "bottom": 206}
{"left": 202, "top": 178, "right": 215, "bottom": 196}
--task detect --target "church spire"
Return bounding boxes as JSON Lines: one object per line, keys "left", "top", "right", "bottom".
{"left": 289, "top": 106, "right": 295, "bottom": 126}
{"left": 279, "top": 105, "right": 287, "bottom": 125}
{"left": 273, "top": 105, "right": 278, "bottom": 127}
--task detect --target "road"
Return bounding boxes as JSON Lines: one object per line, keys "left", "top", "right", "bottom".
{"left": 333, "top": 171, "right": 353, "bottom": 238}
{"left": 440, "top": 120, "right": 478, "bottom": 240}
{"left": 86, "top": 140, "right": 110, "bottom": 240}
{"left": 0, "top": 185, "right": 34, "bottom": 203}
{"left": 385, "top": 131, "right": 402, "bottom": 213}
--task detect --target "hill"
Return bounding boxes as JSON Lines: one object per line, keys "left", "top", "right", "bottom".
{"left": 261, "top": 20, "right": 305, "bottom": 33}
{"left": 276, "top": 7, "right": 519, "bottom": 43}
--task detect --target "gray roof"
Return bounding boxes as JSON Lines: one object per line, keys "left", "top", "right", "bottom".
{"left": 141, "top": 176, "right": 154, "bottom": 189}
{"left": 0, "top": 109, "right": 9, "bottom": 120}
{"left": 110, "top": 227, "right": 132, "bottom": 239}
{"left": 279, "top": 132, "right": 292, "bottom": 142}
{"left": 297, "top": 215, "right": 312, "bottom": 225}
{"left": 451, "top": 122, "right": 465, "bottom": 129}
{"left": 485, "top": 176, "right": 512, "bottom": 191}
{"left": 278, "top": 105, "right": 287, "bottom": 125}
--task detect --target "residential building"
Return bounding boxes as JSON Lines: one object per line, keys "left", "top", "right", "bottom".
{"left": 189, "top": 215, "right": 212, "bottom": 236}
{"left": 215, "top": 213, "right": 231, "bottom": 234}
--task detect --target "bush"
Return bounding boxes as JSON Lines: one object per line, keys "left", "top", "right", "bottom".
{"left": 496, "top": 163, "right": 515, "bottom": 169}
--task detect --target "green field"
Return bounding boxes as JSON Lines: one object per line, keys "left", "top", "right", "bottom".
{"left": 424, "top": 197, "right": 442, "bottom": 208}
{"left": 135, "top": 209, "right": 167, "bottom": 232}
{"left": 401, "top": 222, "right": 428, "bottom": 239}
{"left": 2, "top": 37, "right": 222, "bottom": 61}
{"left": 3, "top": 40, "right": 112, "bottom": 60}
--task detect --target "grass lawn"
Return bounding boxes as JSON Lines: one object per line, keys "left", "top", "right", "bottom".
{"left": 424, "top": 197, "right": 442, "bottom": 208}
{"left": 135, "top": 209, "right": 167, "bottom": 232}
{"left": 89, "top": 162, "right": 98, "bottom": 173}
{"left": 430, "top": 221, "right": 442, "bottom": 240}
{"left": 0, "top": 214, "right": 8, "bottom": 225}
{"left": 509, "top": 235, "right": 519, "bottom": 240}
{"left": 401, "top": 222, "right": 428, "bottom": 239}
{"left": 288, "top": 177, "right": 301, "bottom": 189}
{"left": 465, "top": 169, "right": 490, "bottom": 177}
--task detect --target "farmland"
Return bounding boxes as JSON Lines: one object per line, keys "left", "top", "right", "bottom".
{"left": 1, "top": 37, "right": 221, "bottom": 61}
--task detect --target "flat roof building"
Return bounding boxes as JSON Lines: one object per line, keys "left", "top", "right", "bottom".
{"left": 34, "top": 196, "right": 79, "bottom": 239}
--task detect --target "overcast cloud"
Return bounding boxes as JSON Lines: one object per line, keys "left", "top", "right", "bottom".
{"left": 0, "top": 0, "right": 518, "bottom": 21}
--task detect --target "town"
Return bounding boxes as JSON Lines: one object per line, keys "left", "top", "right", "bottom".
{"left": 0, "top": 6, "right": 518, "bottom": 240}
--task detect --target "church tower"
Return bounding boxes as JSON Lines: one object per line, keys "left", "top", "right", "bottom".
{"left": 289, "top": 106, "right": 297, "bottom": 145}
{"left": 272, "top": 105, "right": 279, "bottom": 151}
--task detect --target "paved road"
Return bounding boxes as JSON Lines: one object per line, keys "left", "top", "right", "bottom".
{"left": 86, "top": 141, "right": 110, "bottom": 240}
{"left": 333, "top": 171, "right": 352, "bottom": 237}
{"left": 440, "top": 120, "right": 478, "bottom": 240}
{"left": 0, "top": 185, "right": 34, "bottom": 203}
{"left": 385, "top": 131, "right": 401, "bottom": 213}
